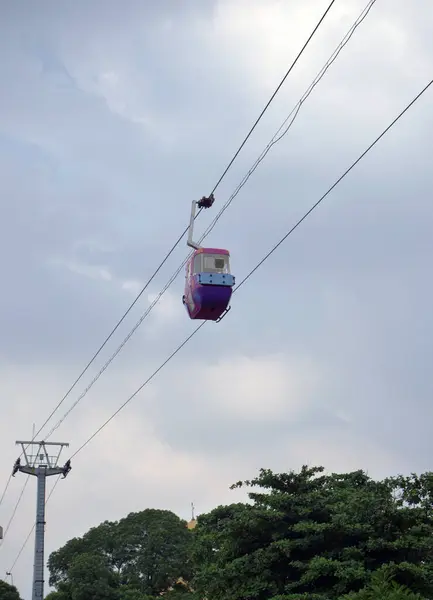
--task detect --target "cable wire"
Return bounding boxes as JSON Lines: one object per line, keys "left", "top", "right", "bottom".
{"left": 234, "top": 79, "right": 433, "bottom": 293}
{"left": 69, "top": 321, "right": 207, "bottom": 459}
{"left": 8, "top": 52, "right": 429, "bottom": 579}
{"left": 0, "top": 443, "right": 43, "bottom": 548}
{"left": 43, "top": 0, "right": 370, "bottom": 440}
{"left": 7, "top": 476, "right": 61, "bottom": 574}
{"left": 209, "top": 0, "right": 337, "bottom": 195}
{"left": 0, "top": 476, "right": 30, "bottom": 548}
{"left": 0, "top": 474, "right": 12, "bottom": 508}
{"left": 66, "top": 76, "right": 432, "bottom": 462}
{"left": 29, "top": 229, "right": 189, "bottom": 441}
{"left": 13, "top": 0, "right": 337, "bottom": 454}
{"left": 197, "top": 0, "right": 378, "bottom": 245}
{"left": 44, "top": 258, "right": 192, "bottom": 439}
{"left": 0, "top": 1, "right": 340, "bottom": 548}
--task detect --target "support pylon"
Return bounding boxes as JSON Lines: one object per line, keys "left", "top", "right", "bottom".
{"left": 13, "top": 440, "right": 71, "bottom": 600}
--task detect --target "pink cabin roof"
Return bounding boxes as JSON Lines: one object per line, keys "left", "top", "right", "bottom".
{"left": 193, "top": 247, "right": 230, "bottom": 256}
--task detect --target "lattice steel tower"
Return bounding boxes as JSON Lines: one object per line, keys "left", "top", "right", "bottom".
{"left": 13, "top": 440, "right": 71, "bottom": 600}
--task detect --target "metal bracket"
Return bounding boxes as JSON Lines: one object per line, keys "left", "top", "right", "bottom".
{"left": 216, "top": 305, "right": 231, "bottom": 323}
{"left": 12, "top": 457, "right": 21, "bottom": 477}
{"left": 197, "top": 194, "right": 215, "bottom": 209}
{"left": 62, "top": 459, "right": 72, "bottom": 479}
{"left": 187, "top": 194, "right": 215, "bottom": 249}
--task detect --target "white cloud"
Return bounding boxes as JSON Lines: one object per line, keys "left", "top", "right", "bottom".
{"left": 194, "top": 353, "right": 322, "bottom": 421}
{"left": 2, "top": 1, "right": 433, "bottom": 597}
{"left": 48, "top": 257, "right": 113, "bottom": 281}
{"left": 92, "top": 69, "right": 154, "bottom": 129}
{"left": 144, "top": 288, "right": 184, "bottom": 335}
{"left": 121, "top": 279, "right": 143, "bottom": 296}
{"left": 210, "top": 0, "right": 356, "bottom": 91}
{"left": 287, "top": 428, "right": 413, "bottom": 481}
{"left": 72, "top": 237, "right": 117, "bottom": 255}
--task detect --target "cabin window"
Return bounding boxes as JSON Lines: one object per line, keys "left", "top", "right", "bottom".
{"left": 193, "top": 254, "right": 202, "bottom": 274}
{"left": 202, "top": 254, "right": 230, "bottom": 274}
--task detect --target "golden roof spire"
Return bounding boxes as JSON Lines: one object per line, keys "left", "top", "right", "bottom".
{"left": 187, "top": 502, "right": 197, "bottom": 529}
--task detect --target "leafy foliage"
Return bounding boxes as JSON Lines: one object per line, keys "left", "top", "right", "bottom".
{"left": 343, "top": 565, "right": 426, "bottom": 599}
{"left": 0, "top": 579, "right": 22, "bottom": 600}
{"left": 46, "top": 466, "right": 433, "bottom": 600}
{"left": 47, "top": 509, "right": 193, "bottom": 599}
{"left": 191, "top": 466, "right": 433, "bottom": 599}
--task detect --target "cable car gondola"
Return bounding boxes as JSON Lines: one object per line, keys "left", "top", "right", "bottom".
{"left": 182, "top": 195, "right": 235, "bottom": 322}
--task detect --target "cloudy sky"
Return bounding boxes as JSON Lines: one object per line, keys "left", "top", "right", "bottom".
{"left": 1, "top": 0, "right": 432, "bottom": 596}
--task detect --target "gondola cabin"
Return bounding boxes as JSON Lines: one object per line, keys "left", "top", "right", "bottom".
{"left": 183, "top": 247, "right": 235, "bottom": 321}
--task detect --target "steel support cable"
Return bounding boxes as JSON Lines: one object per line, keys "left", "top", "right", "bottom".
{"left": 209, "top": 0, "right": 337, "bottom": 195}
{"left": 9, "top": 73, "right": 432, "bottom": 572}
{"left": 0, "top": 14, "right": 374, "bottom": 570}
{"left": 43, "top": 260, "right": 193, "bottom": 438}
{"left": 0, "top": 476, "right": 30, "bottom": 548}
{"left": 40, "top": 0, "right": 345, "bottom": 440}
{"left": 0, "top": 22, "right": 341, "bottom": 557}
{"left": 0, "top": 475, "right": 12, "bottom": 509}
{"left": 66, "top": 76, "right": 433, "bottom": 462}
{"left": 233, "top": 79, "right": 432, "bottom": 293}
{"left": 0, "top": 232, "right": 188, "bottom": 508}
{"left": 0, "top": 0, "right": 358, "bottom": 566}
{"left": 198, "top": 0, "right": 378, "bottom": 241}
{"left": 13, "top": 229, "right": 189, "bottom": 457}
{"left": 7, "top": 476, "right": 60, "bottom": 574}
{"left": 0, "top": 450, "right": 40, "bottom": 548}
{"left": 6, "top": 0, "right": 336, "bottom": 467}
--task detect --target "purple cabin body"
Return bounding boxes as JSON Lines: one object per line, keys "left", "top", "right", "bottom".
{"left": 183, "top": 247, "right": 235, "bottom": 321}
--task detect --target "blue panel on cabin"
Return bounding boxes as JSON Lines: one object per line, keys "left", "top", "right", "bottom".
{"left": 196, "top": 272, "right": 235, "bottom": 286}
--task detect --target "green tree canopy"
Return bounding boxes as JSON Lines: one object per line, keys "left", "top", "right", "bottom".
{"left": 63, "top": 553, "right": 120, "bottom": 600}
{"left": 343, "top": 565, "right": 426, "bottom": 599}
{"left": 48, "top": 508, "right": 193, "bottom": 598}
{"left": 0, "top": 579, "right": 22, "bottom": 600}
{"left": 46, "top": 467, "right": 433, "bottom": 600}
{"left": 191, "top": 466, "right": 433, "bottom": 600}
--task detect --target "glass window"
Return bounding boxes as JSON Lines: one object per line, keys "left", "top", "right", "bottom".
{"left": 202, "top": 254, "right": 230, "bottom": 274}
{"left": 193, "top": 254, "right": 202, "bottom": 274}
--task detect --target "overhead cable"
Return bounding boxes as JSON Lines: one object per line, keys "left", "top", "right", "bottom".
{"left": 209, "top": 0, "right": 337, "bottom": 194}
{"left": 0, "top": 1, "right": 339, "bottom": 551}
{"left": 0, "top": 476, "right": 30, "bottom": 548}
{"left": 14, "top": 0, "right": 336, "bottom": 453}
{"left": 66, "top": 76, "right": 433, "bottom": 462}
{"left": 0, "top": 475, "right": 12, "bottom": 510}
{"left": 39, "top": 0, "right": 341, "bottom": 440}
{"left": 7, "top": 476, "right": 61, "bottom": 574}
{"left": 8, "top": 29, "right": 429, "bottom": 575}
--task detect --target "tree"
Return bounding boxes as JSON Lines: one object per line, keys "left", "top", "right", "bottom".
{"left": 48, "top": 522, "right": 120, "bottom": 588}
{"left": 0, "top": 579, "right": 22, "bottom": 600}
{"left": 118, "top": 509, "right": 193, "bottom": 594}
{"left": 162, "top": 580, "right": 197, "bottom": 599}
{"left": 343, "top": 566, "right": 426, "bottom": 599}
{"left": 48, "top": 509, "right": 193, "bottom": 598}
{"left": 192, "top": 466, "right": 433, "bottom": 600}
{"left": 117, "top": 588, "right": 154, "bottom": 600}
{"left": 63, "top": 553, "right": 120, "bottom": 600}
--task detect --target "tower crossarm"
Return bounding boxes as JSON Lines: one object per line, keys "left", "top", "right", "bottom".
{"left": 18, "top": 466, "right": 65, "bottom": 477}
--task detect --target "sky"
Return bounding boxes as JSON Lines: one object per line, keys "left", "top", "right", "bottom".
{"left": 0, "top": 0, "right": 432, "bottom": 597}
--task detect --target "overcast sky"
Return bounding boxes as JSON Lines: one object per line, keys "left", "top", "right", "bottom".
{"left": 0, "top": 0, "right": 432, "bottom": 597}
